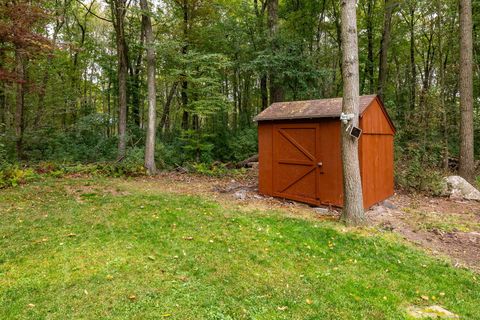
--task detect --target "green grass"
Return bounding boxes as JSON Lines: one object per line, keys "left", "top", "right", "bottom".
{"left": 1, "top": 178, "right": 479, "bottom": 319}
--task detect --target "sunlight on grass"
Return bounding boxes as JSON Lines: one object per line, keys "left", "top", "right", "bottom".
{"left": 1, "top": 178, "right": 479, "bottom": 319}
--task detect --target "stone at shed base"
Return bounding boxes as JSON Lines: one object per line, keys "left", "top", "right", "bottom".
{"left": 233, "top": 189, "right": 247, "bottom": 200}
{"left": 380, "top": 200, "right": 397, "bottom": 210}
{"left": 442, "top": 175, "right": 480, "bottom": 201}
{"left": 406, "top": 305, "right": 459, "bottom": 319}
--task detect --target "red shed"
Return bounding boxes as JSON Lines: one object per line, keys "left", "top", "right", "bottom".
{"left": 254, "top": 95, "right": 395, "bottom": 209}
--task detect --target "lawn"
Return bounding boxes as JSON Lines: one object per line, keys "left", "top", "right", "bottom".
{"left": 1, "top": 177, "right": 479, "bottom": 319}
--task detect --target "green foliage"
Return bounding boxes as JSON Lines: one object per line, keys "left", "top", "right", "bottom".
{"left": 0, "top": 165, "right": 37, "bottom": 189}
{"left": 395, "top": 146, "right": 445, "bottom": 195}
{"left": 224, "top": 127, "right": 258, "bottom": 162}
{"left": 180, "top": 130, "right": 215, "bottom": 163}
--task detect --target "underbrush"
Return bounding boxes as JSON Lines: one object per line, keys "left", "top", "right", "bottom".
{"left": 0, "top": 147, "right": 147, "bottom": 189}
{"left": 395, "top": 146, "right": 447, "bottom": 196}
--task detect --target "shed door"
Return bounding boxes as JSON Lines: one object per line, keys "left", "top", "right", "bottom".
{"left": 272, "top": 123, "right": 323, "bottom": 205}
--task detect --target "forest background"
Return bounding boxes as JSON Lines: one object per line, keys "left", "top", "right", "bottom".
{"left": 1, "top": 0, "right": 479, "bottom": 192}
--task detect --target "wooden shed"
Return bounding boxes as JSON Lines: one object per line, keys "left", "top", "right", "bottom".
{"left": 254, "top": 95, "right": 395, "bottom": 209}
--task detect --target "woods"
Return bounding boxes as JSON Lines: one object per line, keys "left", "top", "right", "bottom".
{"left": 0, "top": 0, "right": 479, "bottom": 188}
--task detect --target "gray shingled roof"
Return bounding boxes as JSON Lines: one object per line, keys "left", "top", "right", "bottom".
{"left": 254, "top": 95, "right": 378, "bottom": 121}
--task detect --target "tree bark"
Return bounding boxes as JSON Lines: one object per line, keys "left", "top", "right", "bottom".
{"left": 459, "top": 0, "right": 475, "bottom": 180}
{"left": 377, "top": 0, "right": 395, "bottom": 99}
{"left": 111, "top": 0, "right": 129, "bottom": 160}
{"left": 365, "top": 0, "right": 375, "bottom": 94}
{"left": 181, "top": 0, "right": 190, "bottom": 130}
{"left": 159, "top": 82, "right": 178, "bottom": 133}
{"left": 267, "top": 0, "right": 283, "bottom": 103}
{"left": 340, "top": 0, "right": 366, "bottom": 226}
{"left": 140, "top": 0, "right": 157, "bottom": 175}
{"left": 408, "top": 3, "right": 416, "bottom": 113}
{"left": 15, "top": 48, "right": 25, "bottom": 160}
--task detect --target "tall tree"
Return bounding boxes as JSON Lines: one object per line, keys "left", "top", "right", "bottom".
{"left": 340, "top": 0, "right": 365, "bottom": 226}
{"left": 458, "top": 0, "right": 474, "bottom": 181}
{"left": 109, "top": 0, "right": 129, "bottom": 159}
{"left": 267, "top": 0, "right": 283, "bottom": 103}
{"left": 14, "top": 47, "right": 25, "bottom": 159}
{"left": 141, "top": 0, "right": 157, "bottom": 175}
{"left": 377, "top": 0, "right": 396, "bottom": 99}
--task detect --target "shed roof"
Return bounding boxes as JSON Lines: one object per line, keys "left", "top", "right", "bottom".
{"left": 254, "top": 94, "right": 378, "bottom": 122}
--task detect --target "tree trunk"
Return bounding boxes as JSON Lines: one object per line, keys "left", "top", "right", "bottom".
{"left": 377, "top": 0, "right": 395, "bottom": 99}
{"left": 131, "top": 28, "right": 145, "bottom": 128}
{"left": 140, "top": 0, "right": 157, "bottom": 175}
{"left": 365, "top": 0, "right": 375, "bottom": 94}
{"left": 111, "top": 0, "right": 129, "bottom": 160}
{"left": 340, "top": 0, "right": 365, "bottom": 226}
{"left": 261, "top": 74, "right": 268, "bottom": 110}
{"left": 459, "top": 0, "right": 475, "bottom": 180}
{"left": 15, "top": 48, "right": 25, "bottom": 160}
{"left": 267, "top": 0, "right": 283, "bottom": 103}
{"left": 181, "top": 0, "right": 189, "bottom": 130}
{"left": 159, "top": 82, "right": 178, "bottom": 133}
{"left": 408, "top": 4, "right": 416, "bottom": 113}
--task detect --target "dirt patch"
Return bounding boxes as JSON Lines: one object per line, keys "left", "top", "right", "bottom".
{"left": 123, "top": 170, "right": 480, "bottom": 272}
{"left": 64, "top": 184, "right": 130, "bottom": 203}
{"left": 367, "top": 193, "right": 480, "bottom": 272}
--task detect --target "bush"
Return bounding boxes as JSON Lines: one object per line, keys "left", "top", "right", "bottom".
{"left": 395, "top": 146, "right": 445, "bottom": 195}
{"left": 0, "top": 165, "right": 38, "bottom": 189}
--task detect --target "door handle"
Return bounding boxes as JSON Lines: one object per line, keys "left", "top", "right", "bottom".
{"left": 317, "top": 162, "right": 324, "bottom": 174}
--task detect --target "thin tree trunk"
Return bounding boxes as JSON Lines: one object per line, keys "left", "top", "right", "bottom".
{"left": 15, "top": 48, "right": 25, "bottom": 160}
{"left": 365, "top": 0, "right": 375, "bottom": 94}
{"left": 340, "top": 0, "right": 365, "bottom": 226}
{"left": 408, "top": 4, "right": 416, "bottom": 113}
{"left": 377, "top": 0, "right": 395, "bottom": 99}
{"left": 459, "top": 0, "right": 475, "bottom": 180}
{"left": 181, "top": 0, "right": 189, "bottom": 130}
{"left": 267, "top": 0, "right": 283, "bottom": 103}
{"left": 131, "top": 25, "right": 145, "bottom": 127}
{"left": 261, "top": 75, "right": 268, "bottom": 109}
{"left": 111, "top": 0, "right": 129, "bottom": 159}
{"left": 159, "top": 82, "right": 178, "bottom": 133}
{"left": 141, "top": 0, "right": 157, "bottom": 175}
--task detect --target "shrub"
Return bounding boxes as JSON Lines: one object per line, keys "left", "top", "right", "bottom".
{"left": 0, "top": 165, "right": 38, "bottom": 189}
{"left": 395, "top": 146, "right": 445, "bottom": 195}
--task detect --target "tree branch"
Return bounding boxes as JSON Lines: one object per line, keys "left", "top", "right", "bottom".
{"left": 75, "top": 0, "right": 112, "bottom": 23}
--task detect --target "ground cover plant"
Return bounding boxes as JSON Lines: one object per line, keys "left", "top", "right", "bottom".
{"left": 1, "top": 177, "right": 479, "bottom": 319}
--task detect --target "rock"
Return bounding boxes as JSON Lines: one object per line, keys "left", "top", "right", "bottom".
{"left": 380, "top": 200, "right": 397, "bottom": 210}
{"left": 442, "top": 175, "right": 480, "bottom": 201}
{"left": 233, "top": 189, "right": 247, "bottom": 200}
{"left": 313, "top": 207, "right": 337, "bottom": 216}
{"left": 313, "top": 207, "right": 330, "bottom": 214}
{"left": 406, "top": 305, "right": 459, "bottom": 319}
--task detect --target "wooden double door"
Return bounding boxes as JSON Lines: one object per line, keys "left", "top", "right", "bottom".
{"left": 272, "top": 121, "right": 342, "bottom": 206}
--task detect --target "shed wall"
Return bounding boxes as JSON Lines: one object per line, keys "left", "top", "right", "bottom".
{"left": 258, "top": 123, "right": 274, "bottom": 196}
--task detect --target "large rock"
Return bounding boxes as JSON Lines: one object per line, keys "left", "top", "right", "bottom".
{"left": 406, "top": 305, "right": 459, "bottom": 319}
{"left": 442, "top": 175, "right": 480, "bottom": 201}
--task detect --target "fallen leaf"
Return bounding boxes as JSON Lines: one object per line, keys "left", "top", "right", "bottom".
{"left": 420, "top": 295, "right": 429, "bottom": 301}
{"left": 439, "top": 292, "right": 445, "bottom": 297}
{"left": 277, "top": 306, "right": 288, "bottom": 311}
{"left": 147, "top": 255, "right": 155, "bottom": 261}
{"left": 128, "top": 295, "right": 137, "bottom": 301}
{"left": 306, "top": 299, "right": 313, "bottom": 305}
{"left": 106, "top": 275, "right": 114, "bottom": 280}
{"left": 27, "top": 303, "right": 35, "bottom": 308}
{"left": 183, "top": 236, "right": 193, "bottom": 240}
